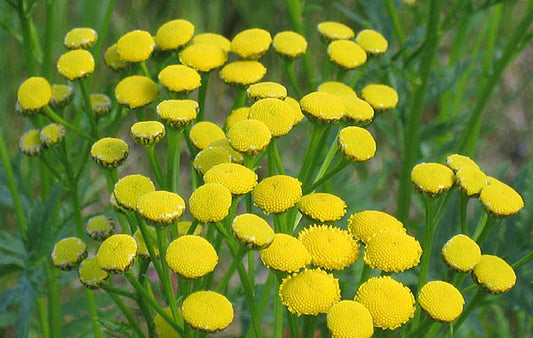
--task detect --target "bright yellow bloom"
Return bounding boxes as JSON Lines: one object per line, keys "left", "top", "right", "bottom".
{"left": 473, "top": 255, "right": 516, "bottom": 294}
{"left": 208, "top": 138, "right": 244, "bottom": 164}
{"left": 64, "top": 27, "right": 97, "bottom": 49}
{"left": 418, "top": 281, "right": 464, "bottom": 322}
{"left": 104, "top": 43, "right": 130, "bottom": 71}
{"left": 78, "top": 257, "right": 108, "bottom": 289}
{"left": 355, "top": 29, "right": 388, "bottom": 55}
{"left": 90, "top": 137, "right": 129, "bottom": 168}
{"left": 130, "top": 121, "right": 166, "bottom": 145}
{"left": 364, "top": 230, "right": 422, "bottom": 272}
{"left": 96, "top": 234, "right": 137, "bottom": 273}
{"left": 338, "top": 126, "right": 377, "bottom": 162}
{"left": 411, "top": 162, "right": 455, "bottom": 195}
{"left": 231, "top": 213, "right": 274, "bottom": 249}
{"left": 297, "top": 193, "right": 347, "bottom": 222}
{"left": 347, "top": 210, "right": 405, "bottom": 244}
{"left": 225, "top": 107, "right": 249, "bottom": 130}
{"left": 17, "top": 77, "right": 52, "bottom": 112}
{"left": 340, "top": 96, "right": 374, "bottom": 124}
{"left": 260, "top": 233, "right": 311, "bottom": 272}
{"left": 203, "top": 163, "right": 258, "bottom": 195}
{"left": 51, "top": 237, "right": 87, "bottom": 270}
{"left": 272, "top": 31, "right": 307, "bottom": 58}
{"left": 327, "top": 300, "right": 374, "bottom": 338}
{"left": 248, "top": 98, "right": 294, "bottom": 137}
{"left": 90, "top": 93, "right": 112, "bottom": 117}
{"left": 318, "top": 81, "right": 357, "bottom": 97}
{"left": 166, "top": 235, "right": 218, "bottom": 278}
{"left": 155, "top": 19, "right": 195, "bottom": 51}
{"left": 133, "top": 227, "right": 159, "bottom": 258}
{"left": 154, "top": 307, "right": 181, "bottom": 338}
{"left": 360, "top": 84, "right": 398, "bottom": 110}
{"left": 219, "top": 60, "right": 267, "bottom": 86}
{"left": 441, "top": 234, "right": 481, "bottom": 272}
{"left": 456, "top": 166, "right": 487, "bottom": 196}
{"left": 328, "top": 40, "right": 367, "bottom": 69}
{"left": 317, "top": 21, "right": 355, "bottom": 40}
{"left": 136, "top": 190, "right": 186, "bottom": 225}
{"left": 446, "top": 153, "right": 480, "bottom": 172}
{"left": 479, "top": 178, "right": 524, "bottom": 216}
{"left": 57, "top": 49, "right": 95, "bottom": 80}
{"left": 231, "top": 28, "right": 272, "bottom": 59}
{"left": 156, "top": 99, "right": 198, "bottom": 128}
{"left": 284, "top": 97, "right": 305, "bottom": 125}
{"left": 253, "top": 175, "right": 302, "bottom": 214}
{"left": 40, "top": 123, "right": 66, "bottom": 147}
{"left": 115, "top": 76, "right": 158, "bottom": 109}
{"left": 192, "top": 33, "right": 231, "bottom": 53}
{"left": 158, "top": 64, "right": 201, "bottom": 93}
{"left": 181, "top": 291, "right": 234, "bottom": 332}
{"left": 117, "top": 30, "right": 155, "bottom": 62}
{"left": 193, "top": 147, "right": 232, "bottom": 175}
{"left": 300, "top": 91, "right": 345, "bottom": 122}
{"left": 49, "top": 84, "right": 74, "bottom": 109}
{"left": 180, "top": 43, "right": 227, "bottom": 72}
{"left": 189, "top": 183, "right": 232, "bottom": 223}
{"left": 227, "top": 119, "right": 272, "bottom": 154}
{"left": 86, "top": 215, "right": 115, "bottom": 241}
{"left": 189, "top": 121, "right": 226, "bottom": 150}
{"left": 113, "top": 174, "right": 156, "bottom": 210}
{"left": 176, "top": 221, "right": 203, "bottom": 236}
{"left": 19, "top": 129, "right": 43, "bottom": 156}
{"left": 247, "top": 82, "right": 287, "bottom": 101}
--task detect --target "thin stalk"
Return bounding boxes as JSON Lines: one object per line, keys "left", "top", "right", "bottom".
{"left": 155, "top": 228, "right": 180, "bottom": 324}
{"left": 273, "top": 278, "right": 283, "bottom": 338}
{"left": 79, "top": 81, "right": 99, "bottom": 138}
{"left": 16, "top": 1, "right": 36, "bottom": 75}
{"left": 44, "top": 262, "right": 61, "bottom": 338}
{"left": 37, "top": 297, "right": 49, "bottom": 338}
{"left": 459, "top": 193, "right": 469, "bottom": 234}
{"left": 305, "top": 159, "right": 349, "bottom": 194}
{"left": 101, "top": 284, "right": 137, "bottom": 300}
{"left": 166, "top": 129, "right": 182, "bottom": 192}
{"left": 426, "top": 322, "right": 443, "bottom": 338}
{"left": 248, "top": 251, "right": 255, "bottom": 287}
{"left": 312, "top": 137, "right": 339, "bottom": 184}
{"left": 105, "top": 289, "right": 145, "bottom": 338}
{"left": 231, "top": 87, "right": 247, "bottom": 111}
{"left": 336, "top": 68, "right": 347, "bottom": 82}
{"left": 41, "top": 0, "right": 55, "bottom": 78}
{"left": 359, "top": 264, "right": 372, "bottom": 285}
{"left": 298, "top": 122, "right": 328, "bottom": 186}
{"left": 197, "top": 72, "right": 210, "bottom": 121}
{"left": 472, "top": 214, "right": 497, "bottom": 245}
{"left": 302, "top": 315, "right": 318, "bottom": 338}
{"left": 214, "top": 250, "right": 244, "bottom": 292}
{"left": 267, "top": 140, "right": 285, "bottom": 175}
{"left": 245, "top": 272, "right": 275, "bottom": 338}
{"left": 43, "top": 106, "right": 93, "bottom": 141}
{"left": 90, "top": 0, "right": 117, "bottom": 83}
{"left": 145, "top": 145, "right": 165, "bottom": 188}
{"left": 282, "top": 58, "right": 302, "bottom": 98}
{"left": 384, "top": 0, "right": 405, "bottom": 47}
{"left": 453, "top": 289, "right": 486, "bottom": 332}
{"left": 287, "top": 311, "right": 299, "bottom": 337}
{"left": 140, "top": 61, "right": 150, "bottom": 77}
{"left": 85, "top": 289, "right": 103, "bottom": 338}
{"left": 513, "top": 250, "right": 533, "bottom": 269}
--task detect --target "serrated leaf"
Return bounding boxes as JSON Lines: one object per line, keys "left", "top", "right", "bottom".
{"left": 14, "top": 270, "right": 41, "bottom": 338}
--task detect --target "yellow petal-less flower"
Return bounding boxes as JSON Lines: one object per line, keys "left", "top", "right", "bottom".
{"left": 231, "top": 213, "right": 274, "bottom": 249}
{"left": 90, "top": 93, "right": 112, "bottom": 117}
{"left": 247, "top": 82, "right": 287, "bottom": 101}
{"left": 78, "top": 257, "right": 108, "bottom": 289}
{"left": 411, "top": 162, "right": 455, "bottom": 195}
{"left": 260, "top": 233, "right": 311, "bottom": 272}
{"left": 231, "top": 28, "right": 272, "bottom": 59}
{"left": 340, "top": 96, "right": 374, "bottom": 124}
{"left": 328, "top": 40, "right": 367, "bottom": 69}
{"left": 133, "top": 227, "right": 159, "bottom": 258}
{"left": 90, "top": 137, "right": 129, "bottom": 168}
{"left": 166, "top": 235, "right": 218, "bottom": 278}
{"left": 193, "top": 147, "right": 232, "bottom": 175}
{"left": 279, "top": 268, "right": 340, "bottom": 316}
{"left": 225, "top": 107, "right": 249, "bottom": 130}
{"left": 364, "top": 230, "right": 422, "bottom": 272}
{"left": 154, "top": 307, "right": 181, "bottom": 338}
{"left": 272, "top": 31, "right": 308, "bottom": 58}
{"left": 355, "top": 29, "right": 388, "bottom": 55}
{"left": 64, "top": 27, "right": 97, "bottom": 49}
{"left": 208, "top": 138, "right": 244, "bottom": 164}
{"left": 456, "top": 166, "right": 487, "bottom": 196}
{"left": 176, "top": 221, "right": 203, "bottom": 236}
{"left": 155, "top": 19, "right": 195, "bottom": 51}
{"left": 472, "top": 255, "right": 516, "bottom": 294}
{"left": 338, "top": 126, "right": 377, "bottom": 162}
{"left": 192, "top": 33, "right": 231, "bottom": 53}
{"left": 179, "top": 43, "right": 227, "bottom": 72}
{"left": 284, "top": 96, "right": 305, "bottom": 125}
{"left": 203, "top": 163, "right": 258, "bottom": 195}
{"left": 49, "top": 84, "right": 74, "bottom": 109}
{"left": 181, "top": 291, "right": 234, "bottom": 332}
{"left": 158, "top": 64, "right": 202, "bottom": 94}
{"left": 418, "top": 281, "right": 464, "bottom": 322}
{"left": 347, "top": 210, "right": 405, "bottom": 244}
{"left": 479, "top": 178, "right": 524, "bottom": 216}
{"left": 356, "top": 276, "right": 415, "bottom": 330}
{"left": 86, "top": 215, "right": 115, "bottom": 241}
{"left": 189, "top": 121, "right": 226, "bottom": 150}
{"left": 117, "top": 30, "right": 155, "bottom": 62}
{"left": 115, "top": 75, "right": 158, "bottom": 109}
{"left": 446, "top": 153, "right": 480, "bottom": 172}
{"left": 441, "top": 234, "right": 481, "bottom": 272}
{"left": 300, "top": 91, "right": 345, "bottom": 122}
{"left": 17, "top": 77, "right": 52, "bottom": 112}
{"left": 104, "top": 43, "right": 131, "bottom": 71}
{"left": 57, "top": 49, "right": 95, "bottom": 80}
{"left": 298, "top": 225, "right": 359, "bottom": 270}
{"left": 40, "top": 123, "right": 66, "bottom": 147}
{"left": 19, "top": 129, "right": 44, "bottom": 156}
{"left": 156, "top": 99, "right": 198, "bottom": 128}
{"left": 130, "top": 120, "right": 166, "bottom": 145}
{"left": 248, "top": 98, "right": 294, "bottom": 137}
{"left": 360, "top": 84, "right": 399, "bottom": 110}
{"left": 189, "top": 183, "right": 232, "bottom": 223}
{"left": 327, "top": 300, "right": 374, "bottom": 338}
{"left": 136, "top": 190, "right": 186, "bottom": 226}
{"left": 317, "top": 21, "right": 355, "bottom": 40}
{"left": 96, "top": 234, "right": 137, "bottom": 273}
{"left": 113, "top": 174, "right": 156, "bottom": 210}
{"left": 297, "top": 193, "right": 347, "bottom": 222}
{"left": 51, "top": 237, "right": 88, "bottom": 270}
{"left": 318, "top": 81, "right": 357, "bottom": 97}
{"left": 253, "top": 175, "right": 302, "bottom": 214}
{"left": 219, "top": 60, "right": 267, "bottom": 86}
{"left": 227, "top": 119, "right": 272, "bottom": 154}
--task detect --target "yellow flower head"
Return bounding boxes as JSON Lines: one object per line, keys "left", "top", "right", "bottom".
{"left": 231, "top": 28, "right": 272, "bottom": 59}
{"left": 181, "top": 291, "right": 234, "bottom": 332}
{"left": 328, "top": 40, "right": 367, "bottom": 69}
{"left": 219, "top": 61, "right": 267, "bottom": 86}
{"left": 360, "top": 84, "right": 399, "bottom": 110}
{"left": 341, "top": 96, "right": 374, "bottom": 124}
{"left": 445, "top": 153, "right": 480, "bottom": 172}
{"left": 347, "top": 210, "right": 405, "bottom": 244}
{"left": 155, "top": 19, "right": 195, "bottom": 51}
{"left": 356, "top": 276, "right": 415, "bottom": 330}
{"left": 279, "top": 268, "right": 340, "bottom": 316}
{"left": 113, "top": 174, "right": 156, "bottom": 210}
{"left": 130, "top": 120, "right": 166, "bottom": 145}
{"left": 411, "top": 162, "right": 455, "bottom": 195}
{"left": 253, "top": 175, "right": 302, "bottom": 214}
{"left": 418, "top": 281, "right": 464, "bottom": 322}
{"left": 355, "top": 29, "right": 388, "bottom": 55}
{"left": 272, "top": 31, "right": 307, "bottom": 58}
{"left": 176, "top": 221, "right": 203, "bottom": 236}
{"left": 231, "top": 213, "right": 274, "bottom": 249}
{"left": 338, "top": 126, "right": 377, "bottom": 162}
{"left": 17, "top": 77, "right": 52, "bottom": 112}
{"left": 78, "top": 257, "right": 109, "bottom": 289}
{"left": 364, "top": 230, "right": 422, "bottom": 272}
{"left": 189, "top": 121, "right": 226, "bottom": 150}
{"left": 456, "top": 166, "right": 487, "bottom": 196}
{"left": 225, "top": 107, "right": 249, "bottom": 130}
{"left": 189, "top": 183, "right": 232, "bottom": 223}
{"left": 64, "top": 27, "right": 97, "bottom": 49}
{"left": 49, "top": 84, "right": 74, "bottom": 109}
{"left": 318, "top": 81, "right": 357, "bottom": 97}
{"left": 40, "top": 123, "right": 66, "bottom": 147}
{"left": 166, "top": 235, "right": 218, "bottom": 278}
{"left": 96, "top": 234, "right": 137, "bottom": 273}
{"left": 19, "top": 129, "right": 44, "bottom": 156}
{"left": 90, "top": 137, "right": 129, "bottom": 168}
{"left": 204, "top": 163, "right": 258, "bottom": 195}
{"left": 227, "top": 119, "right": 272, "bottom": 154}
{"left": 90, "top": 93, "right": 112, "bottom": 117}
{"left": 284, "top": 96, "right": 305, "bottom": 125}
{"left": 154, "top": 307, "right": 181, "bottom": 338}
{"left": 117, "top": 30, "right": 155, "bottom": 62}
{"left": 192, "top": 33, "right": 231, "bottom": 53}
{"left": 249, "top": 98, "right": 294, "bottom": 137}
{"left": 86, "top": 215, "right": 115, "bottom": 241}
{"left": 247, "top": 82, "right": 287, "bottom": 101}
{"left": 473, "top": 255, "right": 516, "bottom": 294}
{"left": 179, "top": 43, "right": 227, "bottom": 72}
{"left": 260, "top": 233, "right": 311, "bottom": 272}
{"left": 479, "top": 178, "right": 524, "bottom": 216}
{"left": 208, "top": 138, "right": 244, "bottom": 164}
{"left": 441, "top": 234, "right": 481, "bottom": 272}
{"left": 317, "top": 21, "right": 355, "bottom": 40}
{"left": 327, "top": 300, "right": 374, "bottom": 338}
{"left": 300, "top": 91, "right": 345, "bottom": 122}
{"left": 193, "top": 147, "right": 232, "bottom": 175}
{"left": 298, "top": 225, "right": 359, "bottom": 270}
{"left": 156, "top": 99, "right": 198, "bottom": 128}
{"left": 137, "top": 190, "right": 186, "bottom": 226}
{"left": 51, "top": 237, "right": 87, "bottom": 270}
{"left": 57, "top": 49, "right": 95, "bottom": 80}
{"left": 297, "top": 193, "right": 347, "bottom": 222}
{"left": 115, "top": 75, "right": 158, "bottom": 109}
{"left": 104, "top": 43, "right": 131, "bottom": 71}
{"left": 133, "top": 227, "right": 159, "bottom": 258}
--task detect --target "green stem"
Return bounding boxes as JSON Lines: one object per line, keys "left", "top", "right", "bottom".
{"left": 43, "top": 106, "right": 93, "bottom": 141}
{"left": 305, "top": 159, "right": 349, "bottom": 194}
{"left": 453, "top": 289, "right": 486, "bottom": 332}
{"left": 90, "top": 0, "right": 117, "bottom": 83}
{"left": 472, "top": 213, "right": 497, "bottom": 245}
{"left": 37, "top": 296, "right": 49, "bottom": 338}
{"left": 298, "top": 122, "right": 328, "bottom": 186}
{"left": 140, "top": 61, "right": 150, "bottom": 77}
{"left": 245, "top": 272, "right": 275, "bottom": 338}
{"left": 155, "top": 228, "right": 180, "bottom": 324}
{"left": 302, "top": 315, "right": 318, "bottom": 338}
{"left": 45, "top": 262, "right": 61, "bottom": 338}
{"left": 16, "top": 1, "right": 36, "bottom": 75}
{"left": 105, "top": 289, "right": 145, "bottom": 337}
{"left": 359, "top": 264, "right": 372, "bottom": 285}
{"left": 312, "top": 137, "right": 338, "bottom": 183}
{"left": 248, "top": 251, "right": 255, "bottom": 287}
{"left": 79, "top": 81, "right": 99, "bottom": 138}
{"left": 167, "top": 129, "right": 182, "bottom": 192}
{"left": 145, "top": 145, "right": 165, "bottom": 188}
{"left": 513, "top": 250, "right": 533, "bottom": 269}
{"left": 385, "top": 0, "right": 405, "bottom": 47}
{"left": 282, "top": 58, "right": 302, "bottom": 99}
{"left": 85, "top": 289, "right": 103, "bottom": 338}
{"left": 336, "top": 67, "right": 347, "bottom": 82}
{"left": 231, "top": 87, "right": 247, "bottom": 111}
{"left": 287, "top": 311, "right": 299, "bottom": 337}
{"left": 101, "top": 284, "right": 137, "bottom": 300}
{"left": 273, "top": 278, "right": 283, "bottom": 338}
{"left": 197, "top": 72, "right": 210, "bottom": 121}
{"left": 459, "top": 193, "right": 469, "bottom": 234}
{"left": 267, "top": 140, "right": 285, "bottom": 175}
{"left": 41, "top": 0, "right": 55, "bottom": 78}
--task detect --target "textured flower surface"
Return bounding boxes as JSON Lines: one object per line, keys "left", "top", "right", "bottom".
{"left": 260, "top": 233, "right": 311, "bottom": 272}
{"left": 300, "top": 91, "right": 345, "bottom": 122}
{"left": 479, "top": 178, "right": 524, "bottom": 216}
{"left": 166, "top": 235, "right": 218, "bottom": 278}
{"left": 115, "top": 75, "right": 158, "bottom": 109}
{"left": 318, "top": 81, "right": 357, "bottom": 97}
{"left": 189, "top": 121, "right": 226, "bottom": 150}
{"left": 193, "top": 147, "right": 232, "bottom": 175}
{"left": 188, "top": 183, "right": 232, "bottom": 223}
{"left": 49, "top": 84, "right": 74, "bottom": 108}
{"left": 136, "top": 190, "right": 186, "bottom": 225}
{"left": 272, "top": 31, "right": 307, "bottom": 58}
{"left": 347, "top": 210, "right": 405, "bottom": 243}
{"left": 456, "top": 166, "right": 487, "bottom": 196}
{"left": 247, "top": 82, "right": 287, "bottom": 100}
{"left": 19, "top": 129, "right": 43, "bottom": 156}
{"left": 90, "top": 93, "right": 112, "bottom": 117}
{"left": 155, "top": 19, "right": 194, "bottom": 51}
{"left": 363, "top": 230, "right": 422, "bottom": 272}
{"left": 158, "top": 65, "right": 201, "bottom": 93}
{"left": 411, "top": 162, "right": 455, "bottom": 195}
{"left": 203, "top": 163, "right": 257, "bottom": 195}
{"left": 40, "top": 123, "right": 66, "bottom": 147}
{"left": 227, "top": 119, "right": 272, "bottom": 154}
{"left": 64, "top": 27, "right": 97, "bottom": 49}
{"left": 231, "top": 213, "right": 274, "bottom": 248}
{"left": 86, "top": 215, "right": 115, "bottom": 241}
{"left": 446, "top": 153, "right": 480, "bottom": 172}
{"left": 473, "top": 255, "right": 516, "bottom": 294}
{"left": 179, "top": 42, "right": 227, "bottom": 72}
{"left": 252, "top": 175, "right": 302, "bottom": 214}
{"left": 181, "top": 291, "right": 234, "bottom": 332}
{"left": 338, "top": 126, "right": 377, "bottom": 162}
{"left": 96, "top": 234, "right": 137, "bottom": 273}
{"left": 90, "top": 137, "right": 129, "bottom": 168}
{"left": 117, "top": 30, "right": 155, "bottom": 62}
{"left": 192, "top": 33, "right": 231, "bottom": 53}
{"left": 113, "top": 174, "right": 156, "bottom": 210}
{"left": 418, "top": 281, "right": 464, "bottom": 322}
{"left": 104, "top": 44, "right": 130, "bottom": 70}
{"left": 51, "top": 237, "right": 87, "bottom": 270}
{"left": 317, "top": 21, "right": 355, "bottom": 40}
{"left": 57, "top": 49, "right": 95, "bottom": 80}
{"left": 297, "top": 193, "right": 347, "bottom": 222}
{"left": 341, "top": 96, "right": 374, "bottom": 124}
{"left": 78, "top": 257, "right": 108, "bottom": 289}
{"left": 248, "top": 98, "right": 294, "bottom": 137}
{"left": 17, "top": 77, "right": 52, "bottom": 111}
{"left": 327, "top": 300, "right": 374, "bottom": 338}
{"left": 231, "top": 28, "right": 272, "bottom": 59}
{"left": 157, "top": 99, "right": 198, "bottom": 128}
{"left": 327, "top": 40, "right": 367, "bottom": 69}
{"left": 355, "top": 29, "right": 388, "bottom": 55}
{"left": 360, "top": 84, "right": 398, "bottom": 110}
{"left": 130, "top": 121, "right": 166, "bottom": 145}
{"left": 441, "top": 234, "right": 481, "bottom": 272}
{"left": 219, "top": 60, "right": 267, "bottom": 86}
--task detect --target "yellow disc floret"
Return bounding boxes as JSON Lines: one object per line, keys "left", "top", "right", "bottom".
{"left": 155, "top": 19, "right": 195, "bottom": 51}
{"left": 130, "top": 121, "right": 166, "bottom": 145}
{"left": 328, "top": 40, "right": 367, "bottom": 69}
{"left": 445, "top": 153, "right": 480, "bottom": 172}
{"left": 78, "top": 257, "right": 109, "bottom": 289}
{"left": 40, "top": 123, "right": 66, "bottom": 147}
{"left": 51, "top": 237, "right": 87, "bottom": 270}
{"left": 115, "top": 75, "right": 158, "bottom": 109}
{"left": 136, "top": 190, "right": 186, "bottom": 225}
{"left": 225, "top": 107, "right": 249, "bottom": 130}
{"left": 208, "top": 138, "right": 244, "bottom": 164}
{"left": 456, "top": 166, "right": 487, "bottom": 196}
{"left": 192, "top": 33, "right": 231, "bottom": 53}
{"left": 360, "top": 84, "right": 398, "bottom": 110}
{"left": 90, "top": 137, "right": 129, "bottom": 168}
{"left": 260, "top": 233, "right": 311, "bottom": 272}
{"left": 227, "top": 119, "right": 272, "bottom": 154}
{"left": 327, "top": 300, "right": 374, "bottom": 338}
{"left": 317, "top": 21, "right": 355, "bottom": 40}
{"left": 133, "top": 227, "right": 159, "bottom": 258}
{"left": 338, "top": 126, "right": 377, "bottom": 162}
{"left": 86, "top": 215, "right": 115, "bottom": 241}
{"left": 64, "top": 27, "right": 97, "bottom": 49}
{"left": 166, "top": 235, "right": 218, "bottom": 278}
{"left": 189, "top": 183, "right": 232, "bottom": 223}
{"left": 219, "top": 61, "right": 267, "bottom": 86}
{"left": 231, "top": 213, "right": 274, "bottom": 249}
{"left": 96, "top": 234, "right": 137, "bottom": 273}
{"left": 479, "top": 178, "right": 524, "bottom": 217}
{"left": 193, "top": 147, "right": 232, "bottom": 175}
{"left": 418, "top": 281, "right": 464, "bottom": 322}
{"left": 179, "top": 43, "right": 227, "bottom": 72}
{"left": 347, "top": 210, "right": 405, "bottom": 244}
{"left": 57, "top": 49, "right": 95, "bottom": 80}
{"left": 117, "top": 30, "right": 155, "bottom": 62}
{"left": 272, "top": 31, "right": 307, "bottom": 58}
{"left": 19, "top": 129, "right": 43, "bottom": 156}
{"left": 318, "top": 81, "right": 357, "bottom": 97}
{"left": 253, "top": 175, "right": 302, "bottom": 214}
{"left": 248, "top": 98, "right": 294, "bottom": 137}
{"left": 203, "top": 163, "right": 258, "bottom": 195}
{"left": 154, "top": 307, "right": 181, "bottom": 338}
{"left": 17, "top": 77, "right": 52, "bottom": 112}
{"left": 441, "top": 234, "right": 481, "bottom": 272}
{"left": 113, "top": 174, "right": 156, "bottom": 210}
{"left": 472, "top": 255, "right": 516, "bottom": 294}
{"left": 189, "top": 121, "right": 226, "bottom": 150}
{"left": 411, "top": 162, "right": 455, "bottom": 195}
{"left": 297, "top": 193, "right": 347, "bottom": 222}
{"left": 156, "top": 99, "right": 198, "bottom": 128}
{"left": 355, "top": 29, "right": 388, "bottom": 55}
{"left": 284, "top": 97, "right": 305, "bottom": 125}
{"left": 231, "top": 28, "right": 272, "bottom": 59}
{"left": 158, "top": 64, "right": 202, "bottom": 94}
{"left": 90, "top": 93, "right": 112, "bottom": 117}
{"left": 300, "top": 91, "right": 345, "bottom": 122}
{"left": 247, "top": 82, "right": 287, "bottom": 101}
{"left": 49, "top": 84, "right": 74, "bottom": 109}
{"left": 341, "top": 96, "right": 374, "bottom": 124}
{"left": 104, "top": 44, "right": 131, "bottom": 70}
{"left": 364, "top": 230, "right": 422, "bottom": 272}
{"left": 181, "top": 291, "right": 234, "bottom": 332}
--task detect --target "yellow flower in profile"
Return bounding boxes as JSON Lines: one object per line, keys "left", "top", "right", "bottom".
{"left": 156, "top": 99, "right": 199, "bottom": 128}
{"left": 155, "top": 19, "right": 195, "bottom": 51}
{"left": 227, "top": 119, "right": 272, "bottom": 154}
{"left": 231, "top": 28, "right": 272, "bottom": 59}
{"left": 347, "top": 210, "right": 405, "bottom": 244}
{"left": 418, "top": 281, "right": 464, "bottom": 322}
{"left": 115, "top": 76, "right": 158, "bottom": 109}
{"left": 137, "top": 190, "right": 186, "bottom": 226}
{"left": 360, "top": 84, "right": 399, "bottom": 110}
{"left": 284, "top": 97, "right": 305, "bottom": 125}
{"left": 411, "top": 162, "right": 455, "bottom": 195}
{"left": 166, "top": 235, "right": 218, "bottom": 278}
{"left": 300, "top": 91, "right": 345, "bottom": 122}
{"left": 49, "top": 84, "right": 74, "bottom": 109}
{"left": 327, "top": 300, "right": 374, "bottom": 338}
{"left": 51, "top": 237, "right": 88, "bottom": 270}
{"left": 338, "top": 126, "right": 377, "bottom": 162}
{"left": 247, "top": 82, "right": 287, "bottom": 101}
{"left": 78, "top": 257, "right": 109, "bottom": 289}
{"left": 272, "top": 31, "right": 307, "bottom": 58}
{"left": 189, "top": 183, "right": 232, "bottom": 223}
{"left": 117, "top": 30, "right": 155, "bottom": 62}
{"left": 279, "top": 268, "right": 340, "bottom": 316}
{"left": 57, "top": 49, "right": 95, "bottom": 80}
{"left": 64, "top": 27, "right": 97, "bottom": 49}
{"left": 219, "top": 60, "right": 267, "bottom": 86}
{"left": 318, "top": 81, "right": 357, "bottom": 97}
{"left": 189, "top": 121, "right": 226, "bottom": 150}
{"left": 133, "top": 227, "right": 159, "bottom": 258}
{"left": 479, "top": 178, "right": 524, "bottom": 216}
{"left": 130, "top": 121, "right": 166, "bottom": 145}
{"left": 96, "top": 234, "right": 137, "bottom": 273}
{"left": 192, "top": 33, "right": 231, "bottom": 53}
{"left": 446, "top": 153, "right": 480, "bottom": 172}
{"left": 179, "top": 43, "right": 227, "bottom": 72}
{"left": 193, "top": 147, "right": 232, "bottom": 175}
{"left": 456, "top": 166, "right": 487, "bottom": 196}
{"left": 154, "top": 307, "right": 181, "bottom": 338}
{"left": 104, "top": 43, "right": 130, "bottom": 71}
{"left": 204, "top": 163, "right": 258, "bottom": 195}
{"left": 225, "top": 107, "right": 249, "bottom": 130}
{"left": 90, "top": 137, "right": 129, "bottom": 168}
{"left": 441, "top": 234, "right": 481, "bottom": 272}
{"left": 231, "top": 213, "right": 274, "bottom": 249}
{"left": 40, "top": 123, "right": 66, "bottom": 147}
{"left": 297, "top": 193, "right": 347, "bottom": 222}
{"left": 17, "top": 77, "right": 52, "bottom": 112}
{"left": 356, "top": 276, "right": 415, "bottom": 330}
{"left": 181, "top": 291, "right": 234, "bottom": 332}
{"left": 208, "top": 138, "right": 244, "bottom": 164}
{"left": 341, "top": 96, "right": 374, "bottom": 124}
{"left": 328, "top": 40, "right": 367, "bottom": 69}
{"left": 260, "top": 233, "right": 311, "bottom": 272}
{"left": 317, "top": 21, "right": 355, "bottom": 40}
{"left": 253, "top": 175, "right": 302, "bottom": 214}
{"left": 90, "top": 93, "right": 112, "bottom": 117}
{"left": 473, "top": 255, "right": 516, "bottom": 294}
{"left": 86, "top": 215, "right": 115, "bottom": 241}
{"left": 19, "top": 129, "right": 43, "bottom": 156}
{"left": 298, "top": 225, "right": 359, "bottom": 270}
{"left": 248, "top": 98, "right": 294, "bottom": 137}
{"left": 355, "top": 29, "right": 388, "bottom": 55}
{"left": 113, "top": 174, "right": 156, "bottom": 210}
{"left": 364, "top": 230, "right": 422, "bottom": 272}
{"left": 176, "top": 221, "right": 203, "bottom": 236}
